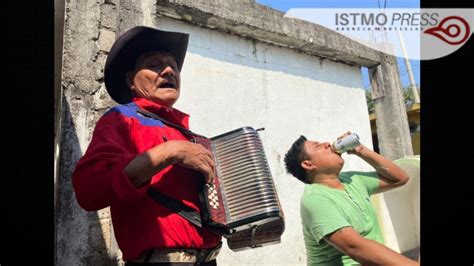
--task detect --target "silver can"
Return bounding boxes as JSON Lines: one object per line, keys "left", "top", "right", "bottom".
{"left": 332, "top": 133, "right": 361, "bottom": 154}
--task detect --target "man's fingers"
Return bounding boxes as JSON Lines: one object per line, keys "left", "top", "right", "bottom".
{"left": 190, "top": 155, "right": 215, "bottom": 184}
{"left": 203, "top": 157, "right": 216, "bottom": 183}
{"left": 195, "top": 144, "right": 214, "bottom": 162}
{"left": 198, "top": 147, "right": 215, "bottom": 176}
{"left": 204, "top": 150, "right": 214, "bottom": 162}
{"left": 199, "top": 164, "right": 214, "bottom": 183}
{"left": 177, "top": 142, "right": 216, "bottom": 183}
{"left": 206, "top": 155, "right": 216, "bottom": 170}
{"left": 337, "top": 131, "right": 352, "bottom": 140}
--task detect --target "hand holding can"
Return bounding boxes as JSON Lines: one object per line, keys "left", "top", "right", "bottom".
{"left": 331, "top": 132, "right": 361, "bottom": 154}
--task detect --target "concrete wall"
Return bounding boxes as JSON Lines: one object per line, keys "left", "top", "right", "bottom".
{"left": 377, "top": 156, "right": 420, "bottom": 259}
{"left": 152, "top": 18, "right": 374, "bottom": 265}
{"left": 57, "top": 0, "right": 120, "bottom": 265}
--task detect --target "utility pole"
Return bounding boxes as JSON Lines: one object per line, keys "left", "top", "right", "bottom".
{"left": 396, "top": 30, "right": 420, "bottom": 104}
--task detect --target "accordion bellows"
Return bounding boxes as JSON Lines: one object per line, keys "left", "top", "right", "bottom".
{"left": 196, "top": 127, "right": 285, "bottom": 251}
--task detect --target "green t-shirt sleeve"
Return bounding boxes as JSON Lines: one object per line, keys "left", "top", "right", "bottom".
{"left": 301, "top": 194, "right": 352, "bottom": 244}
{"left": 347, "top": 171, "right": 380, "bottom": 195}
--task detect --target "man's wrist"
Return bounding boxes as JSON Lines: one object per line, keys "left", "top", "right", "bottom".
{"left": 353, "top": 144, "right": 368, "bottom": 157}
{"left": 161, "top": 141, "right": 181, "bottom": 165}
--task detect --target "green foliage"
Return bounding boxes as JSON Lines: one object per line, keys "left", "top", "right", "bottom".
{"left": 366, "top": 91, "right": 375, "bottom": 114}
{"left": 365, "top": 85, "right": 420, "bottom": 114}
{"left": 403, "top": 85, "right": 421, "bottom": 106}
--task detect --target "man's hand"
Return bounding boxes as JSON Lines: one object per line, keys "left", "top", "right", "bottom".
{"left": 171, "top": 141, "right": 216, "bottom": 184}
{"left": 124, "top": 140, "right": 215, "bottom": 188}
{"left": 335, "top": 131, "right": 364, "bottom": 155}
{"left": 335, "top": 131, "right": 410, "bottom": 194}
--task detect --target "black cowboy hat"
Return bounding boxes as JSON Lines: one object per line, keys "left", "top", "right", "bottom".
{"left": 104, "top": 26, "right": 189, "bottom": 104}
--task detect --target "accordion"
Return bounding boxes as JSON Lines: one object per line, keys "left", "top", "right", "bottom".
{"left": 194, "top": 127, "right": 285, "bottom": 251}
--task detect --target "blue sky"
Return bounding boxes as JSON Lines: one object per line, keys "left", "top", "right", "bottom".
{"left": 256, "top": 0, "right": 421, "bottom": 90}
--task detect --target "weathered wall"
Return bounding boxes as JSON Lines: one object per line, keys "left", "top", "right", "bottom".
{"left": 57, "top": 0, "right": 120, "bottom": 265}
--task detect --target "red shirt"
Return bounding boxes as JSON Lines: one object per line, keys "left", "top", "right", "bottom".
{"left": 72, "top": 97, "right": 222, "bottom": 261}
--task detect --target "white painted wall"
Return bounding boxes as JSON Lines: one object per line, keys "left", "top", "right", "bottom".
{"left": 156, "top": 18, "right": 377, "bottom": 265}
{"left": 380, "top": 156, "right": 420, "bottom": 254}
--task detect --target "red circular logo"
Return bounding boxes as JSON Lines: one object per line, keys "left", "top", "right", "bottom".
{"left": 424, "top": 16, "right": 471, "bottom": 45}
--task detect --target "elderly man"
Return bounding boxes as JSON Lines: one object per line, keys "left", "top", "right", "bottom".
{"left": 72, "top": 26, "right": 221, "bottom": 265}
{"left": 284, "top": 132, "right": 419, "bottom": 265}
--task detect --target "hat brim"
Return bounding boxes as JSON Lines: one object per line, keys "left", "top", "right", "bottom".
{"left": 104, "top": 26, "right": 189, "bottom": 104}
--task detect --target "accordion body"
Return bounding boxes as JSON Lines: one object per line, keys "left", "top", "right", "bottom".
{"left": 194, "top": 127, "right": 285, "bottom": 251}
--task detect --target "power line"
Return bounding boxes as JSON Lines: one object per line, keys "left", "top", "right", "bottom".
{"left": 399, "top": 65, "right": 420, "bottom": 76}
{"left": 398, "top": 64, "right": 420, "bottom": 75}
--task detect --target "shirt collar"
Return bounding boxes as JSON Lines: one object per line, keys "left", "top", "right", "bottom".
{"left": 132, "top": 97, "right": 190, "bottom": 129}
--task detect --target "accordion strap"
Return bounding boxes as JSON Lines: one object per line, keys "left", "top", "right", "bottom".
{"left": 136, "top": 107, "right": 207, "bottom": 139}
{"left": 136, "top": 108, "right": 228, "bottom": 234}
{"left": 136, "top": 108, "right": 206, "bottom": 228}
{"left": 147, "top": 187, "right": 203, "bottom": 228}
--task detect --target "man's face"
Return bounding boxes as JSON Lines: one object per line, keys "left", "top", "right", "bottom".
{"left": 302, "top": 140, "right": 344, "bottom": 173}
{"left": 127, "top": 51, "right": 181, "bottom": 108}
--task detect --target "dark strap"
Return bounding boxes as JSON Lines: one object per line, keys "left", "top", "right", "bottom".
{"left": 138, "top": 107, "right": 205, "bottom": 229}
{"left": 195, "top": 241, "right": 222, "bottom": 264}
{"left": 147, "top": 188, "right": 203, "bottom": 228}
{"left": 136, "top": 108, "right": 207, "bottom": 139}
{"left": 143, "top": 249, "right": 154, "bottom": 263}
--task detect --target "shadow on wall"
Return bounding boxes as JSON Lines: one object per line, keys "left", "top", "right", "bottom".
{"left": 383, "top": 156, "right": 420, "bottom": 260}
{"left": 56, "top": 93, "right": 119, "bottom": 265}
{"left": 159, "top": 19, "right": 361, "bottom": 89}
{"left": 187, "top": 40, "right": 360, "bottom": 89}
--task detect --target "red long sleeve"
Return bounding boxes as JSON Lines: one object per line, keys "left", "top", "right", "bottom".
{"left": 70, "top": 98, "right": 221, "bottom": 261}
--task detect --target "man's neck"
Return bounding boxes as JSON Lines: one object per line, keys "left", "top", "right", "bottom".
{"left": 311, "top": 172, "right": 344, "bottom": 190}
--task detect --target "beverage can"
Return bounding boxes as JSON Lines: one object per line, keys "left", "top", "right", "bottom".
{"left": 332, "top": 133, "right": 360, "bottom": 153}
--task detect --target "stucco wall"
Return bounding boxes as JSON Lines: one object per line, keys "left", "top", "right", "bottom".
{"left": 57, "top": 0, "right": 120, "bottom": 265}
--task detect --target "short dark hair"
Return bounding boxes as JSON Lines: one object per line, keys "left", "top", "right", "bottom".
{"left": 284, "top": 135, "right": 309, "bottom": 184}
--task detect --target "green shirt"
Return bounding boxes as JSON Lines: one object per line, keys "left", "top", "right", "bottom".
{"left": 300, "top": 171, "right": 384, "bottom": 266}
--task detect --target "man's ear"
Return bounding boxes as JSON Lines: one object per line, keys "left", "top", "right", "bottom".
{"left": 301, "top": 160, "right": 317, "bottom": 171}
{"left": 126, "top": 71, "right": 134, "bottom": 90}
